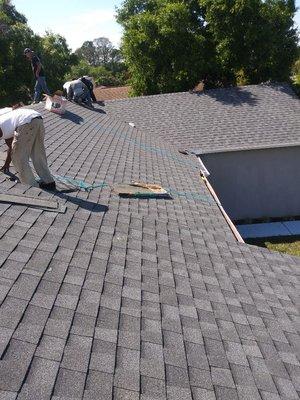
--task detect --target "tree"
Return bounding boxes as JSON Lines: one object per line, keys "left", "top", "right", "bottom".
{"left": 0, "top": 0, "right": 40, "bottom": 105}
{"left": 0, "top": 1, "right": 78, "bottom": 105}
{"left": 75, "top": 41, "right": 98, "bottom": 66}
{"left": 74, "top": 37, "right": 128, "bottom": 85}
{"left": 41, "top": 32, "right": 78, "bottom": 91}
{"left": 75, "top": 37, "right": 124, "bottom": 68}
{"left": 118, "top": 0, "right": 210, "bottom": 95}
{"left": 200, "top": 0, "right": 298, "bottom": 85}
{"left": 66, "top": 60, "right": 127, "bottom": 87}
{"left": 0, "top": 0, "right": 26, "bottom": 25}
{"left": 93, "top": 37, "right": 113, "bottom": 65}
{"left": 116, "top": 0, "right": 159, "bottom": 26}
{"left": 117, "top": 0, "right": 299, "bottom": 95}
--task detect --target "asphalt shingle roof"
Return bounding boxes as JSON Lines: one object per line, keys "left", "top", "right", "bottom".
{"left": 0, "top": 99, "right": 299, "bottom": 399}
{"left": 94, "top": 86, "right": 130, "bottom": 101}
{"left": 104, "top": 83, "right": 300, "bottom": 154}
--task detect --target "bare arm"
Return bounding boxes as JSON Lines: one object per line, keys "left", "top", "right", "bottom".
{"left": 35, "top": 62, "right": 42, "bottom": 78}
{"left": 1, "top": 137, "right": 13, "bottom": 172}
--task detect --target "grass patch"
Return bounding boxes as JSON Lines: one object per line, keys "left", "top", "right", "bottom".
{"left": 247, "top": 236, "right": 300, "bottom": 257}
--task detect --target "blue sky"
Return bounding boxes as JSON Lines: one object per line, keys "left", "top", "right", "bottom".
{"left": 13, "top": 0, "right": 124, "bottom": 50}
{"left": 13, "top": 0, "right": 300, "bottom": 51}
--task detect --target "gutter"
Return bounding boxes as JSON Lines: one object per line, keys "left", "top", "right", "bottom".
{"left": 198, "top": 159, "right": 244, "bottom": 243}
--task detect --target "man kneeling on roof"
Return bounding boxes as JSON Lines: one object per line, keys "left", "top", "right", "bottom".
{"left": 79, "top": 76, "right": 97, "bottom": 103}
{"left": 0, "top": 106, "right": 56, "bottom": 190}
{"left": 63, "top": 79, "right": 93, "bottom": 108}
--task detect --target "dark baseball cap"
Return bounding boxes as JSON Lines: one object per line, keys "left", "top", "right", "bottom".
{"left": 23, "top": 48, "right": 32, "bottom": 55}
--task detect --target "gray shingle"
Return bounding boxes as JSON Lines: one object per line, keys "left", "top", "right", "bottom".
{"left": 113, "top": 388, "right": 139, "bottom": 400}
{"left": 274, "top": 377, "right": 299, "bottom": 399}
{"left": 0, "top": 98, "right": 298, "bottom": 400}
{"left": 105, "top": 83, "right": 300, "bottom": 153}
{"left": 166, "top": 386, "right": 192, "bottom": 400}
{"left": 83, "top": 371, "right": 113, "bottom": 400}
{"left": 17, "top": 357, "right": 59, "bottom": 400}
{"left": 53, "top": 368, "right": 86, "bottom": 399}
{"left": 0, "top": 297, "right": 27, "bottom": 330}
{"left": 0, "top": 392, "right": 17, "bottom": 400}
{"left": 61, "top": 334, "right": 93, "bottom": 372}
{"left": 0, "top": 339, "right": 35, "bottom": 392}
{"left": 192, "top": 387, "right": 216, "bottom": 400}
{"left": 141, "top": 341, "right": 165, "bottom": 380}
{"left": 211, "top": 367, "right": 235, "bottom": 388}
{"left": 36, "top": 335, "right": 66, "bottom": 361}
{"left": 214, "top": 386, "right": 239, "bottom": 400}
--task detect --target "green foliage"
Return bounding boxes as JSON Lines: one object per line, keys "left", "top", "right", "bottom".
{"left": 75, "top": 37, "right": 122, "bottom": 68}
{"left": 116, "top": 0, "right": 158, "bottom": 26}
{"left": 248, "top": 236, "right": 300, "bottom": 257}
{"left": 292, "top": 58, "right": 300, "bottom": 76}
{"left": 0, "top": 24, "right": 40, "bottom": 105}
{"left": 66, "top": 60, "right": 127, "bottom": 87}
{"left": 0, "top": 0, "right": 26, "bottom": 25}
{"left": 117, "top": 0, "right": 299, "bottom": 94}
{"left": 75, "top": 41, "right": 98, "bottom": 66}
{"left": 0, "top": 1, "right": 77, "bottom": 106}
{"left": 120, "top": 1, "right": 209, "bottom": 95}
{"left": 74, "top": 37, "right": 128, "bottom": 86}
{"left": 40, "top": 32, "right": 78, "bottom": 91}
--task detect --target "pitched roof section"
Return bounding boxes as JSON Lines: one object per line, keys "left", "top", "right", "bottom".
{"left": 94, "top": 86, "right": 130, "bottom": 101}
{"left": 0, "top": 102, "right": 299, "bottom": 399}
{"left": 104, "top": 83, "right": 300, "bottom": 154}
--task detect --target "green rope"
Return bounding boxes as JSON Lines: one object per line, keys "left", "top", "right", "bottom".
{"left": 54, "top": 175, "right": 108, "bottom": 192}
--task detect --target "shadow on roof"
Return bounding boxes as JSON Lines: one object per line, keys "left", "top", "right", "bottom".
{"left": 91, "top": 107, "right": 106, "bottom": 114}
{"left": 201, "top": 86, "right": 258, "bottom": 106}
{"left": 54, "top": 191, "right": 108, "bottom": 213}
{"left": 79, "top": 103, "right": 107, "bottom": 114}
{"left": 60, "top": 110, "right": 84, "bottom": 124}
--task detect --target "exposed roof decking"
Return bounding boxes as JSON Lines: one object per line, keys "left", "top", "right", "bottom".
{"left": 0, "top": 102, "right": 299, "bottom": 399}
{"left": 94, "top": 86, "right": 130, "bottom": 101}
{"left": 104, "top": 83, "right": 300, "bottom": 154}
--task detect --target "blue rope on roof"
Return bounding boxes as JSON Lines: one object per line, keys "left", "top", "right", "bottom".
{"left": 106, "top": 126, "right": 201, "bottom": 171}
{"left": 54, "top": 175, "right": 108, "bottom": 192}
{"left": 52, "top": 175, "right": 214, "bottom": 205}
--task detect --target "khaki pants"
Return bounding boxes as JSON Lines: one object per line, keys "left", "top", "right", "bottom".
{"left": 11, "top": 118, "right": 53, "bottom": 187}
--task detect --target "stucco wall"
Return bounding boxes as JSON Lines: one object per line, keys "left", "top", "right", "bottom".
{"left": 200, "top": 147, "right": 300, "bottom": 221}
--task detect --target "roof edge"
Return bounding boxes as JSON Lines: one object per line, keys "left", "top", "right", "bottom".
{"left": 195, "top": 142, "right": 300, "bottom": 156}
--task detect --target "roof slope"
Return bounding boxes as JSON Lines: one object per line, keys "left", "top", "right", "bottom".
{"left": 0, "top": 102, "right": 299, "bottom": 399}
{"left": 104, "top": 83, "right": 300, "bottom": 154}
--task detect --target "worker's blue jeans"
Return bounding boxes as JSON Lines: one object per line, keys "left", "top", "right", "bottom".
{"left": 34, "top": 76, "right": 50, "bottom": 102}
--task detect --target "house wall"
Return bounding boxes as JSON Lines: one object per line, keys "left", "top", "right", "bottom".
{"left": 200, "top": 146, "right": 300, "bottom": 221}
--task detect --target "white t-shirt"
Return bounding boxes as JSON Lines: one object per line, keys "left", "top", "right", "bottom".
{"left": 0, "top": 107, "right": 12, "bottom": 116}
{"left": 0, "top": 108, "right": 42, "bottom": 140}
{"left": 63, "top": 81, "right": 72, "bottom": 91}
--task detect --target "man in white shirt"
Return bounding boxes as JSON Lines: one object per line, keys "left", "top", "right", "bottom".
{"left": 0, "top": 108, "right": 56, "bottom": 190}
{"left": 63, "top": 79, "right": 93, "bottom": 107}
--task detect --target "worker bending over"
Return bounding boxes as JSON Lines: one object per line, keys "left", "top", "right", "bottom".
{"left": 80, "top": 76, "right": 97, "bottom": 103}
{"left": 0, "top": 107, "right": 56, "bottom": 190}
{"left": 63, "top": 79, "right": 93, "bottom": 107}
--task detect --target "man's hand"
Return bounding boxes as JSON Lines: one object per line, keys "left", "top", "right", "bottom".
{"left": 3, "top": 138, "right": 13, "bottom": 172}
{"left": 0, "top": 164, "right": 9, "bottom": 174}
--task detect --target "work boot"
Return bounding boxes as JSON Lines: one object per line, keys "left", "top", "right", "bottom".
{"left": 39, "top": 181, "right": 57, "bottom": 191}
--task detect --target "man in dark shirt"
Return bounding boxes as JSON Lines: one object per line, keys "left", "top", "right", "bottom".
{"left": 80, "top": 76, "right": 97, "bottom": 103}
{"left": 24, "top": 48, "right": 50, "bottom": 103}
